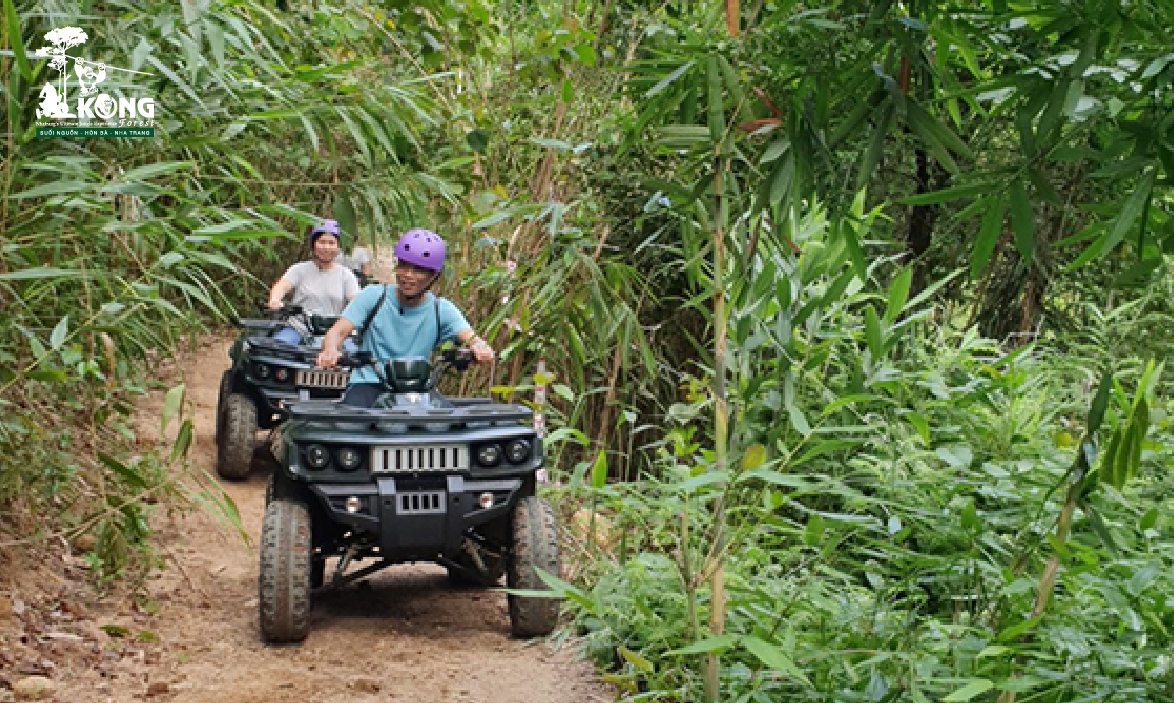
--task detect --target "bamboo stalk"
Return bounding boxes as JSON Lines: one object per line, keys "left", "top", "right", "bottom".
{"left": 704, "top": 155, "right": 730, "bottom": 703}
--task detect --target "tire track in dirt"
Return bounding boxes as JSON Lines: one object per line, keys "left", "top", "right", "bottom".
{"left": 53, "top": 334, "right": 610, "bottom": 703}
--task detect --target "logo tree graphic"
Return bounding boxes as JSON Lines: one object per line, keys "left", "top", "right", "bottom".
{"left": 34, "top": 27, "right": 89, "bottom": 107}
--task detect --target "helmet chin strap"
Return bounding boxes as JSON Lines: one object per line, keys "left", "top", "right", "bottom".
{"left": 398, "top": 269, "right": 441, "bottom": 312}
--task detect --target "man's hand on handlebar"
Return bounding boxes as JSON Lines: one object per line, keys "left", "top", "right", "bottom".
{"left": 466, "top": 335, "right": 495, "bottom": 364}
{"left": 316, "top": 345, "right": 341, "bottom": 369}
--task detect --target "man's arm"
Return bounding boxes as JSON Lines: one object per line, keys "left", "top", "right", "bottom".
{"left": 315, "top": 317, "right": 356, "bottom": 368}
{"left": 457, "top": 328, "right": 494, "bottom": 364}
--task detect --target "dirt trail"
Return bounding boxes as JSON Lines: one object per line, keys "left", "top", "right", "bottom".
{"left": 48, "top": 334, "right": 610, "bottom": 703}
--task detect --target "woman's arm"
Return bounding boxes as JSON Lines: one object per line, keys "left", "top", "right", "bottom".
{"left": 267, "top": 278, "right": 293, "bottom": 309}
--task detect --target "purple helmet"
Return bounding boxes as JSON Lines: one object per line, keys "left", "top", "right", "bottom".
{"left": 394, "top": 228, "right": 446, "bottom": 272}
{"left": 307, "top": 218, "right": 341, "bottom": 246}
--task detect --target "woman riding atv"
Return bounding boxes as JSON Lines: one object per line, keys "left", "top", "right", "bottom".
{"left": 267, "top": 218, "right": 360, "bottom": 346}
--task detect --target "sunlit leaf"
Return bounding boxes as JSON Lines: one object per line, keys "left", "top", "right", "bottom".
{"left": 743, "top": 636, "right": 812, "bottom": 687}
{"left": 943, "top": 679, "right": 994, "bottom": 702}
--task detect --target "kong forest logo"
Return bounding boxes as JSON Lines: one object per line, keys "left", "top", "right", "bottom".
{"left": 33, "top": 27, "right": 157, "bottom": 139}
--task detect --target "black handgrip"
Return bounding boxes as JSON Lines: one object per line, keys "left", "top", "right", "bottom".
{"left": 441, "top": 347, "right": 474, "bottom": 371}
{"left": 337, "top": 351, "right": 375, "bottom": 368}
{"left": 259, "top": 302, "right": 304, "bottom": 319}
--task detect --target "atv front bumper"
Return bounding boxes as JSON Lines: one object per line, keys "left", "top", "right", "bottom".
{"left": 310, "top": 476, "right": 523, "bottom": 562}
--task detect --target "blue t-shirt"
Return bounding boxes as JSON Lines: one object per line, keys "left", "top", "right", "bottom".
{"left": 341, "top": 285, "right": 471, "bottom": 385}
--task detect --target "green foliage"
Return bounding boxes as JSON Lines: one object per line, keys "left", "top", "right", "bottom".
{"left": 547, "top": 201, "right": 1174, "bottom": 701}
{"left": 0, "top": 0, "right": 436, "bottom": 571}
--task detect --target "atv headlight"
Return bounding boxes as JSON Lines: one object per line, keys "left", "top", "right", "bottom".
{"left": 253, "top": 362, "right": 270, "bottom": 379}
{"left": 336, "top": 447, "right": 362, "bottom": 471}
{"left": 505, "top": 439, "right": 532, "bottom": 464}
{"left": 476, "top": 444, "right": 501, "bottom": 467}
{"left": 304, "top": 443, "right": 330, "bottom": 469}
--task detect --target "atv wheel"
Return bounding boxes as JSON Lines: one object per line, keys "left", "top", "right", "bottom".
{"left": 217, "top": 393, "right": 256, "bottom": 481}
{"left": 259, "top": 500, "right": 313, "bottom": 643}
{"left": 507, "top": 496, "right": 561, "bottom": 637}
{"left": 215, "top": 371, "right": 232, "bottom": 442}
{"left": 447, "top": 540, "right": 506, "bottom": 587}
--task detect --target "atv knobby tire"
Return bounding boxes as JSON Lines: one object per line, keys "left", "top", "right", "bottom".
{"left": 259, "top": 500, "right": 313, "bottom": 643}
{"left": 507, "top": 496, "right": 560, "bottom": 637}
{"left": 217, "top": 393, "right": 256, "bottom": 481}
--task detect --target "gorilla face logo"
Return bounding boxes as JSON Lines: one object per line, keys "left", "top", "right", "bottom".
{"left": 93, "top": 94, "right": 117, "bottom": 120}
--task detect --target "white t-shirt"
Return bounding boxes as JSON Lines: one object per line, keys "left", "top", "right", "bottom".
{"left": 282, "top": 261, "right": 359, "bottom": 319}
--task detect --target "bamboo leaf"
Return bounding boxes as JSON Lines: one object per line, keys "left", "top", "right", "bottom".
{"left": 883, "top": 267, "right": 912, "bottom": 324}
{"left": 1099, "top": 167, "right": 1156, "bottom": 256}
{"left": 618, "top": 647, "right": 654, "bottom": 674}
{"left": 4, "top": 0, "right": 32, "bottom": 79}
{"left": 864, "top": 305, "right": 884, "bottom": 359}
{"left": 50, "top": 316, "right": 68, "bottom": 350}
{"left": 741, "top": 443, "right": 766, "bottom": 470}
{"left": 971, "top": 197, "right": 1005, "bottom": 279}
{"left": 906, "top": 101, "right": 961, "bottom": 173}
{"left": 645, "top": 60, "right": 694, "bottom": 98}
{"left": 841, "top": 222, "right": 867, "bottom": 282}
{"left": 120, "top": 161, "right": 193, "bottom": 182}
{"left": 590, "top": 449, "right": 607, "bottom": 489}
{"left": 857, "top": 103, "right": 893, "bottom": 189}
{"left": 98, "top": 452, "right": 147, "bottom": 490}
{"left": 160, "top": 383, "right": 185, "bottom": 437}
{"left": 742, "top": 636, "right": 812, "bottom": 687}
{"left": 717, "top": 55, "right": 745, "bottom": 118}
{"left": 1087, "top": 368, "right": 1113, "bottom": 434}
{"left": 664, "top": 634, "right": 739, "bottom": 656}
{"left": 0, "top": 266, "right": 89, "bottom": 281}
{"left": 147, "top": 54, "right": 204, "bottom": 107}
{"left": 529, "top": 137, "right": 572, "bottom": 151}
{"left": 898, "top": 181, "right": 996, "bottom": 206}
{"left": 171, "top": 420, "right": 193, "bottom": 462}
{"left": 1101, "top": 427, "right": 1124, "bottom": 488}
{"left": 8, "top": 180, "right": 94, "bottom": 199}
{"left": 1009, "top": 180, "right": 1034, "bottom": 264}
{"left": 943, "top": 679, "right": 994, "bottom": 702}
{"left": 333, "top": 193, "right": 358, "bottom": 246}
{"left": 767, "top": 153, "right": 794, "bottom": 205}
{"left": 760, "top": 138, "right": 790, "bottom": 165}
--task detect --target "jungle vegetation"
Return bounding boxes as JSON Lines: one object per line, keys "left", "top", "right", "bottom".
{"left": 2, "top": 1, "right": 1172, "bottom": 701}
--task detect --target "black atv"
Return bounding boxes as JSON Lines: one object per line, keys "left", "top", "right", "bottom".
{"left": 215, "top": 304, "right": 353, "bottom": 481}
{"left": 258, "top": 348, "right": 560, "bottom": 643}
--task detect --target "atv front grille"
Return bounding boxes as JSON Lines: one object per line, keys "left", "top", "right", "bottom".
{"left": 295, "top": 369, "right": 350, "bottom": 389}
{"left": 397, "top": 491, "right": 446, "bottom": 515}
{"left": 370, "top": 445, "right": 469, "bottom": 473}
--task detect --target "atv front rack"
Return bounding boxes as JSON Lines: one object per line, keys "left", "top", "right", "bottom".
{"left": 286, "top": 400, "right": 533, "bottom": 424}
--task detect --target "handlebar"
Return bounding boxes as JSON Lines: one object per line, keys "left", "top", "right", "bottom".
{"left": 334, "top": 348, "right": 475, "bottom": 393}
{"left": 335, "top": 347, "right": 474, "bottom": 371}
{"left": 257, "top": 301, "right": 304, "bottom": 319}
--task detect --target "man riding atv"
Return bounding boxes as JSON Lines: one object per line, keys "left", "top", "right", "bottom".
{"left": 256, "top": 229, "right": 561, "bottom": 644}
{"left": 315, "top": 228, "right": 495, "bottom": 384}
